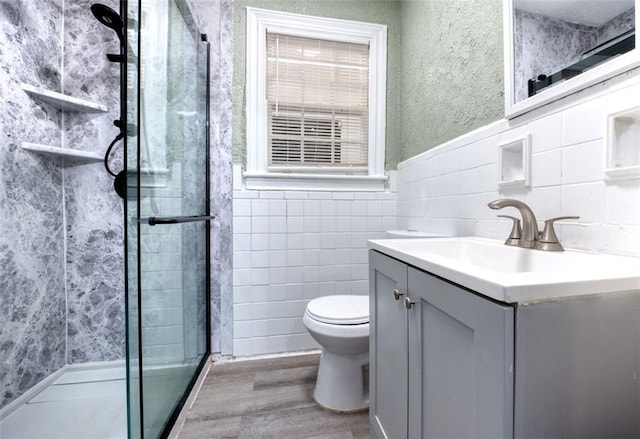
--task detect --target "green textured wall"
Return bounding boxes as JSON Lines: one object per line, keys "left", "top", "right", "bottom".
{"left": 232, "top": 0, "right": 402, "bottom": 168}
{"left": 398, "top": 0, "right": 504, "bottom": 161}
{"left": 232, "top": 0, "right": 504, "bottom": 168}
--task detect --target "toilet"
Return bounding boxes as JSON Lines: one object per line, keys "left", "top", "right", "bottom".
{"left": 303, "top": 294, "right": 370, "bottom": 413}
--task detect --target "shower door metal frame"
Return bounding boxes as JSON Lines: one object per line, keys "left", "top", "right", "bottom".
{"left": 122, "top": 1, "right": 212, "bottom": 437}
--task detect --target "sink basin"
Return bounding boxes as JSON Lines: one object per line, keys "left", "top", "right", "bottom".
{"left": 368, "top": 237, "right": 640, "bottom": 303}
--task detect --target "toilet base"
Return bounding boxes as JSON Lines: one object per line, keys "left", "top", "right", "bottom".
{"left": 313, "top": 350, "right": 369, "bottom": 412}
{"left": 312, "top": 393, "right": 369, "bottom": 414}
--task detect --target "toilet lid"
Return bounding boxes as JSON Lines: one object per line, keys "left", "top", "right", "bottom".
{"left": 306, "top": 295, "right": 369, "bottom": 325}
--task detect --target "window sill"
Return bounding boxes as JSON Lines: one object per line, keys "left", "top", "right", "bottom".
{"left": 242, "top": 171, "right": 388, "bottom": 192}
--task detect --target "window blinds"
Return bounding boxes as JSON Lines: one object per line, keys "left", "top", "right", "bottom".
{"left": 266, "top": 32, "right": 370, "bottom": 171}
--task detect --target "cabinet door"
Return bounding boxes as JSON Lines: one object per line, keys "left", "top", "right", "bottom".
{"left": 369, "top": 251, "right": 409, "bottom": 439}
{"left": 407, "top": 268, "right": 514, "bottom": 439}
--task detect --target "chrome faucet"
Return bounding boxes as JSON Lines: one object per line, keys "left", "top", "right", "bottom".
{"left": 488, "top": 199, "right": 539, "bottom": 248}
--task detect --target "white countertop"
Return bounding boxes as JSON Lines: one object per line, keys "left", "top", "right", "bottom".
{"left": 368, "top": 237, "right": 640, "bottom": 303}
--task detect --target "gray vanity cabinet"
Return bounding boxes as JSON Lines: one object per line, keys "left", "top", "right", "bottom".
{"left": 406, "top": 267, "right": 515, "bottom": 438}
{"left": 369, "top": 250, "right": 409, "bottom": 439}
{"left": 370, "top": 250, "right": 515, "bottom": 439}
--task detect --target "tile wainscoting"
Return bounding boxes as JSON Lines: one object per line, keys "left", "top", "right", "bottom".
{"left": 397, "top": 69, "right": 640, "bottom": 258}
{"left": 232, "top": 168, "right": 397, "bottom": 356}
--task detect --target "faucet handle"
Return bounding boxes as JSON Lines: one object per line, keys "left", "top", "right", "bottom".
{"left": 497, "top": 215, "right": 522, "bottom": 246}
{"left": 535, "top": 216, "right": 580, "bottom": 251}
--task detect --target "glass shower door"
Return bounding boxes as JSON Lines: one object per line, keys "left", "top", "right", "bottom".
{"left": 125, "top": 1, "right": 210, "bottom": 437}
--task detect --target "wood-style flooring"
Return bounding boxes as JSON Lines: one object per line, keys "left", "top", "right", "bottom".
{"left": 177, "top": 353, "right": 370, "bottom": 439}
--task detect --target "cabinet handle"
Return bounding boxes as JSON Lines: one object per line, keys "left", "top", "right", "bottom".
{"left": 393, "top": 289, "right": 403, "bottom": 300}
{"left": 404, "top": 297, "right": 415, "bottom": 310}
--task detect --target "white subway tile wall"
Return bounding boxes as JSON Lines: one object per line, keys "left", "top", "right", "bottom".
{"left": 397, "top": 72, "right": 640, "bottom": 258}
{"left": 232, "top": 183, "right": 397, "bottom": 356}
{"left": 139, "top": 167, "right": 186, "bottom": 366}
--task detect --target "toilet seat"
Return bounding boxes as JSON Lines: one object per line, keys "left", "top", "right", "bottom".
{"left": 305, "top": 295, "right": 369, "bottom": 325}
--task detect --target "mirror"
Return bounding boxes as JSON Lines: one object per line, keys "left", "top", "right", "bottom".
{"left": 504, "top": 0, "right": 639, "bottom": 118}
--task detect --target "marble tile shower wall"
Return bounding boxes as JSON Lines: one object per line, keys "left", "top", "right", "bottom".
{"left": 62, "top": 0, "right": 125, "bottom": 364}
{"left": 190, "top": 0, "right": 234, "bottom": 356}
{"left": 397, "top": 70, "right": 640, "bottom": 257}
{"left": 0, "top": 0, "right": 66, "bottom": 410}
{"left": 232, "top": 183, "right": 397, "bottom": 356}
{"left": 0, "top": 0, "right": 124, "bottom": 408}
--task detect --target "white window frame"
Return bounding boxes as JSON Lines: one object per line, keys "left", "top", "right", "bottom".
{"left": 244, "top": 7, "right": 388, "bottom": 191}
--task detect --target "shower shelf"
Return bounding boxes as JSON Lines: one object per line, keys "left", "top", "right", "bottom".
{"left": 21, "top": 83, "right": 108, "bottom": 113}
{"left": 21, "top": 142, "right": 103, "bottom": 162}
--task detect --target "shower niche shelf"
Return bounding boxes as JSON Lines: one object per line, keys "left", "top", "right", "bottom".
{"left": 21, "top": 83, "right": 108, "bottom": 113}
{"left": 605, "top": 106, "right": 640, "bottom": 181}
{"left": 498, "top": 134, "right": 531, "bottom": 191}
{"left": 21, "top": 142, "right": 103, "bottom": 162}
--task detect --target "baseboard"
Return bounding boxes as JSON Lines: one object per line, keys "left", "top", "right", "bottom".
{"left": 216, "top": 349, "right": 322, "bottom": 364}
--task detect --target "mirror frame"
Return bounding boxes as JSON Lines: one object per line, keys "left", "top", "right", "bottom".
{"left": 504, "top": 0, "right": 640, "bottom": 118}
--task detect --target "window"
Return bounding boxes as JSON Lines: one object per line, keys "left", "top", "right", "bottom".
{"left": 266, "top": 33, "right": 368, "bottom": 170}
{"left": 245, "top": 8, "right": 388, "bottom": 191}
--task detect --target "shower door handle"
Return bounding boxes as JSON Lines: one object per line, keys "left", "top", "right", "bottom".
{"left": 146, "top": 215, "right": 216, "bottom": 226}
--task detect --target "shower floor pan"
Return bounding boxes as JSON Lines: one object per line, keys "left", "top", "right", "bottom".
{"left": 0, "top": 363, "right": 127, "bottom": 439}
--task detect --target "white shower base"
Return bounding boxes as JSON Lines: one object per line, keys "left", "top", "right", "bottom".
{"left": 0, "top": 362, "right": 127, "bottom": 439}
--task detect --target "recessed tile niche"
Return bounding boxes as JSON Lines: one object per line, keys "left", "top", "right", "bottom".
{"left": 606, "top": 106, "right": 640, "bottom": 181}
{"left": 498, "top": 134, "right": 531, "bottom": 191}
